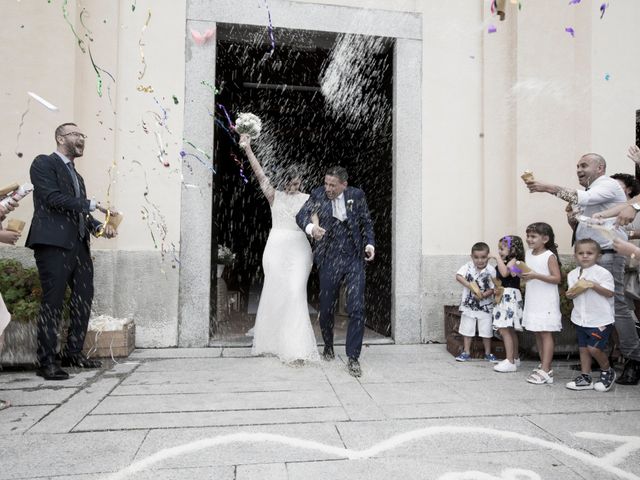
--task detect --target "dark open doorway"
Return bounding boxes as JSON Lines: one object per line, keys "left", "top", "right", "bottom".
{"left": 211, "top": 23, "right": 393, "bottom": 344}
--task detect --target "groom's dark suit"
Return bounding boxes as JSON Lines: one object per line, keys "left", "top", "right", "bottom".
{"left": 296, "top": 186, "right": 375, "bottom": 360}
{"left": 26, "top": 152, "right": 102, "bottom": 368}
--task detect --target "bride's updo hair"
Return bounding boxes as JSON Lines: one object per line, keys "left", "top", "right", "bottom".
{"left": 274, "top": 165, "right": 303, "bottom": 190}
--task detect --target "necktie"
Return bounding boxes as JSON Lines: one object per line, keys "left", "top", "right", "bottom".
{"left": 66, "top": 162, "right": 85, "bottom": 239}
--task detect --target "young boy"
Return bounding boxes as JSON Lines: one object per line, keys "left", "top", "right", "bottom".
{"left": 565, "top": 238, "right": 616, "bottom": 392}
{"left": 455, "top": 242, "right": 498, "bottom": 362}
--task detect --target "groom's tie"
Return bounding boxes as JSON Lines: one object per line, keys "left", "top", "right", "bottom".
{"left": 66, "top": 161, "right": 86, "bottom": 239}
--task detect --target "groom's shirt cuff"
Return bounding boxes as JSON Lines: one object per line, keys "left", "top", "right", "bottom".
{"left": 366, "top": 244, "right": 374, "bottom": 251}
{"left": 305, "top": 224, "right": 314, "bottom": 236}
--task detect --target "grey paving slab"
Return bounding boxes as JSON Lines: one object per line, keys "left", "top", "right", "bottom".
{"left": 342, "top": 402, "right": 387, "bottom": 421}
{"left": 0, "top": 369, "right": 99, "bottom": 390}
{"left": 28, "top": 376, "right": 121, "bottom": 434}
{"left": 236, "top": 463, "right": 287, "bottom": 480}
{"left": 76, "top": 406, "right": 349, "bottom": 431}
{"left": 0, "top": 405, "right": 55, "bottom": 434}
{"left": 134, "top": 423, "right": 346, "bottom": 468}
{"left": 221, "top": 347, "right": 254, "bottom": 357}
{"left": 285, "top": 452, "right": 589, "bottom": 480}
{"left": 0, "top": 430, "right": 147, "bottom": 479}
{"left": 363, "top": 381, "right": 462, "bottom": 405}
{"left": 129, "top": 348, "right": 223, "bottom": 359}
{"left": 112, "top": 379, "right": 334, "bottom": 396}
{"left": 334, "top": 416, "right": 562, "bottom": 458}
{"left": 0, "top": 387, "right": 79, "bottom": 406}
{"left": 92, "top": 389, "right": 341, "bottom": 414}
{"left": 379, "top": 400, "right": 537, "bottom": 420}
{"left": 20, "top": 466, "right": 235, "bottom": 480}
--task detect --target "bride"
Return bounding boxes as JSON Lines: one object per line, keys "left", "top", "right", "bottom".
{"left": 239, "top": 134, "right": 319, "bottom": 363}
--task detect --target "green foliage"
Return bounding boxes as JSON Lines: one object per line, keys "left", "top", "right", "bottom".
{"left": 0, "top": 259, "right": 42, "bottom": 323}
{"left": 0, "top": 259, "right": 70, "bottom": 323}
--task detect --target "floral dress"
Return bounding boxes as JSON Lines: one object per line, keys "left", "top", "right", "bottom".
{"left": 492, "top": 269, "right": 524, "bottom": 331}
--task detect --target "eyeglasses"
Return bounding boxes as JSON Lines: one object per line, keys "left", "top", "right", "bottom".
{"left": 60, "top": 132, "right": 88, "bottom": 139}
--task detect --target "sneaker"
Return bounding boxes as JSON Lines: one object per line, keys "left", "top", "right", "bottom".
{"left": 514, "top": 357, "right": 521, "bottom": 368}
{"left": 484, "top": 353, "right": 499, "bottom": 363}
{"left": 494, "top": 359, "right": 517, "bottom": 372}
{"left": 455, "top": 352, "right": 471, "bottom": 362}
{"left": 566, "top": 373, "right": 593, "bottom": 390}
{"left": 594, "top": 368, "right": 616, "bottom": 392}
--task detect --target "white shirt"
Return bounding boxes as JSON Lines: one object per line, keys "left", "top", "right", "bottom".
{"left": 456, "top": 261, "right": 496, "bottom": 318}
{"left": 575, "top": 175, "right": 627, "bottom": 248}
{"left": 567, "top": 264, "right": 615, "bottom": 327}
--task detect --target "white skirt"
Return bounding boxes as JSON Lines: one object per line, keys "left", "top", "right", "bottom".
{"left": 492, "top": 287, "right": 523, "bottom": 331}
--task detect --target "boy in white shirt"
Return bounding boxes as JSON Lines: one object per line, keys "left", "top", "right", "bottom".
{"left": 565, "top": 238, "right": 616, "bottom": 391}
{"left": 455, "top": 242, "right": 497, "bottom": 362}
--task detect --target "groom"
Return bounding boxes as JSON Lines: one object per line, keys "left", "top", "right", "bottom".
{"left": 296, "top": 166, "right": 375, "bottom": 377}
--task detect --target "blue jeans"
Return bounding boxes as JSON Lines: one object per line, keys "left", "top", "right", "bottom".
{"left": 599, "top": 253, "right": 640, "bottom": 361}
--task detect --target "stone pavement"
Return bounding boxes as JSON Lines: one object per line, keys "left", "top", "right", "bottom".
{"left": 1, "top": 345, "right": 639, "bottom": 480}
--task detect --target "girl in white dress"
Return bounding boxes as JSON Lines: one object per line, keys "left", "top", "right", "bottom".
{"left": 521, "top": 222, "right": 562, "bottom": 385}
{"left": 239, "top": 134, "right": 319, "bottom": 363}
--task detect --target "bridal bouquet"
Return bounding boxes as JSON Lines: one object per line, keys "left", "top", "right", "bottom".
{"left": 217, "top": 244, "right": 236, "bottom": 265}
{"left": 235, "top": 113, "right": 262, "bottom": 139}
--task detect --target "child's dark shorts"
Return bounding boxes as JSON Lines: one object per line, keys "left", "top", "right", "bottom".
{"left": 575, "top": 324, "right": 614, "bottom": 351}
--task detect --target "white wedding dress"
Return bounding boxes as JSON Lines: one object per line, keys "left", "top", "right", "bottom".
{"left": 251, "top": 190, "right": 319, "bottom": 362}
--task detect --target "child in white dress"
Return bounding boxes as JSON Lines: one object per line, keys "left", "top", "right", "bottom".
{"left": 520, "top": 222, "right": 562, "bottom": 384}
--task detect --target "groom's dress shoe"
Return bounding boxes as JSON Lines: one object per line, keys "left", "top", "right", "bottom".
{"left": 347, "top": 358, "right": 362, "bottom": 377}
{"left": 36, "top": 365, "right": 69, "bottom": 381}
{"left": 60, "top": 353, "right": 102, "bottom": 369}
{"left": 322, "top": 346, "right": 335, "bottom": 361}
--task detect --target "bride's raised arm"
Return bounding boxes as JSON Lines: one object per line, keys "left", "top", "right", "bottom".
{"left": 239, "top": 133, "right": 276, "bottom": 205}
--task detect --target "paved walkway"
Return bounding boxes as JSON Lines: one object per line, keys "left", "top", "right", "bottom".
{"left": 1, "top": 345, "right": 639, "bottom": 479}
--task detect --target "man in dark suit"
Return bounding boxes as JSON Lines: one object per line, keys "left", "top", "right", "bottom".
{"left": 296, "top": 166, "right": 375, "bottom": 377}
{"left": 26, "top": 123, "right": 117, "bottom": 380}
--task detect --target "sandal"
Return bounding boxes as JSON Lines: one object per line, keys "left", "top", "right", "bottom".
{"left": 527, "top": 368, "right": 554, "bottom": 385}
{"left": 0, "top": 400, "right": 10, "bottom": 411}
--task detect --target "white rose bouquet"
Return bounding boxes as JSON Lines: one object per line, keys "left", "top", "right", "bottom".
{"left": 234, "top": 113, "right": 262, "bottom": 139}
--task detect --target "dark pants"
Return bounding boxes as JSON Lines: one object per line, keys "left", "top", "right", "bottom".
{"left": 34, "top": 242, "right": 94, "bottom": 367}
{"left": 318, "top": 255, "right": 366, "bottom": 359}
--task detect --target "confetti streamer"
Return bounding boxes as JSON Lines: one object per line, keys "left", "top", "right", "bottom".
{"left": 568, "top": 0, "right": 581, "bottom": 4}
{"left": 154, "top": 131, "right": 169, "bottom": 167}
{"left": 565, "top": 27, "right": 575, "bottom": 37}
{"left": 260, "top": 0, "right": 276, "bottom": 58}
{"left": 131, "top": 0, "right": 137, "bottom": 12}
{"left": 179, "top": 150, "right": 216, "bottom": 174}
{"left": 231, "top": 153, "right": 249, "bottom": 184}
{"left": 201, "top": 80, "right": 220, "bottom": 95}
{"left": 216, "top": 103, "right": 235, "bottom": 129}
{"left": 27, "top": 91, "right": 59, "bottom": 111}
{"left": 604, "top": 73, "right": 611, "bottom": 81}
{"left": 488, "top": 24, "right": 497, "bottom": 34}
{"left": 184, "top": 141, "right": 213, "bottom": 160}
{"left": 214, "top": 119, "right": 238, "bottom": 146}
{"left": 62, "top": 0, "right": 86, "bottom": 53}
{"left": 137, "top": 85, "right": 154, "bottom": 93}
{"left": 137, "top": 10, "right": 151, "bottom": 80}
{"left": 15, "top": 97, "right": 31, "bottom": 158}
{"left": 599, "top": 3, "right": 608, "bottom": 19}
{"left": 172, "top": 95, "right": 179, "bottom": 105}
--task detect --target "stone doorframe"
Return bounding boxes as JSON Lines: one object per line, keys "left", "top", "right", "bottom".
{"left": 178, "top": 0, "right": 423, "bottom": 346}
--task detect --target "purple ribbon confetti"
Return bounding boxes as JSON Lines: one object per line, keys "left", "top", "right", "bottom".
{"left": 600, "top": 3, "right": 608, "bottom": 19}
{"left": 565, "top": 27, "right": 575, "bottom": 37}
{"left": 488, "top": 24, "right": 497, "bottom": 34}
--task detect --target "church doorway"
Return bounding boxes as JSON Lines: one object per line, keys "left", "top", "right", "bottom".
{"left": 210, "top": 23, "right": 393, "bottom": 346}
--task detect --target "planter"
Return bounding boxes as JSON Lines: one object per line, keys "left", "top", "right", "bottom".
{"left": 0, "top": 321, "right": 37, "bottom": 366}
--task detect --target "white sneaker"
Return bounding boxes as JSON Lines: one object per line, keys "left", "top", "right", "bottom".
{"left": 514, "top": 357, "right": 521, "bottom": 368}
{"left": 494, "top": 359, "right": 517, "bottom": 372}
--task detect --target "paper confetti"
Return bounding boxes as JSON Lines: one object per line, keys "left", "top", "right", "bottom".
{"left": 27, "top": 91, "right": 59, "bottom": 111}
{"left": 604, "top": 73, "right": 611, "bottom": 81}
{"left": 488, "top": 24, "right": 497, "bottom": 34}
{"left": 191, "top": 28, "right": 215, "bottom": 45}
{"left": 565, "top": 27, "right": 575, "bottom": 37}
{"left": 568, "top": 0, "right": 581, "bottom": 4}
{"left": 600, "top": 3, "right": 608, "bottom": 19}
